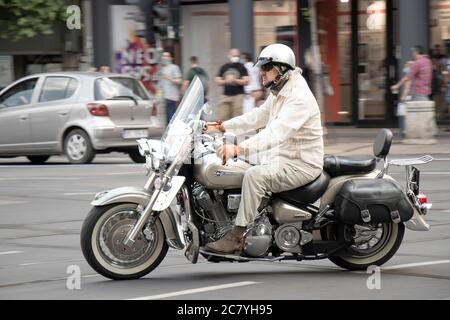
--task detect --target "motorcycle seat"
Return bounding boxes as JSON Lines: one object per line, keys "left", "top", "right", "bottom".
{"left": 274, "top": 171, "right": 330, "bottom": 206}
{"left": 323, "top": 155, "right": 377, "bottom": 177}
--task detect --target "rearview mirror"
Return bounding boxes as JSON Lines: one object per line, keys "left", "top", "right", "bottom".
{"left": 202, "top": 102, "right": 213, "bottom": 116}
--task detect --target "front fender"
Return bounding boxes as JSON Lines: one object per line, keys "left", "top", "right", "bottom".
{"left": 90, "top": 186, "right": 185, "bottom": 249}
{"left": 91, "top": 186, "right": 150, "bottom": 207}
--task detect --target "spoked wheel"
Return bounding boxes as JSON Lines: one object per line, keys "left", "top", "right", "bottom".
{"left": 326, "top": 222, "right": 404, "bottom": 271}
{"left": 80, "top": 203, "right": 168, "bottom": 280}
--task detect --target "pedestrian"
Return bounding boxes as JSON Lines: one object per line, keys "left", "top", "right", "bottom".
{"left": 241, "top": 52, "right": 264, "bottom": 111}
{"left": 391, "top": 61, "right": 413, "bottom": 139}
{"left": 182, "top": 56, "right": 209, "bottom": 97}
{"left": 394, "top": 45, "right": 432, "bottom": 101}
{"left": 215, "top": 48, "right": 249, "bottom": 121}
{"left": 160, "top": 51, "right": 182, "bottom": 125}
{"left": 204, "top": 43, "right": 323, "bottom": 254}
{"left": 99, "top": 66, "right": 111, "bottom": 73}
{"left": 443, "top": 52, "right": 450, "bottom": 132}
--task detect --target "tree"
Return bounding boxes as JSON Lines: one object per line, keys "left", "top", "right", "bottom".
{"left": 0, "top": 0, "right": 67, "bottom": 41}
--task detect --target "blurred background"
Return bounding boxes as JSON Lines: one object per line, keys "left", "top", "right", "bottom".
{"left": 0, "top": 0, "right": 449, "bottom": 127}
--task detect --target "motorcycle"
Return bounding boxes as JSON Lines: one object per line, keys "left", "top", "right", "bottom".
{"left": 80, "top": 77, "right": 433, "bottom": 280}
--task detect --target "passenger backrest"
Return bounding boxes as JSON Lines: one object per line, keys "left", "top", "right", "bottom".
{"left": 373, "top": 129, "right": 393, "bottom": 158}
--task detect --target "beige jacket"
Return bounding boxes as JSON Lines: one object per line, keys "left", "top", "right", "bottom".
{"left": 223, "top": 68, "right": 324, "bottom": 171}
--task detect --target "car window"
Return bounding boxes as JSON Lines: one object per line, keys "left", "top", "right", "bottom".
{"left": 0, "top": 78, "right": 38, "bottom": 107}
{"left": 39, "top": 77, "right": 78, "bottom": 103}
{"left": 94, "top": 77, "right": 149, "bottom": 100}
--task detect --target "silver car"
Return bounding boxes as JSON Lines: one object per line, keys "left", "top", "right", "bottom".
{"left": 0, "top": 72, "right": 165, "bottom": 164}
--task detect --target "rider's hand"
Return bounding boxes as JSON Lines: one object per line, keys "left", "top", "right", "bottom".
{"left": 217, "top": 144, "right": 240, "bottom": 164}
{"left": 205, "top": 121, "right": 225, "bottom": 133}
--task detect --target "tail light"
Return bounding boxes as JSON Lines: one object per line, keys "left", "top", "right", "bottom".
{"left": 417, "top": 193, "right": 432, "bottom": 215}
{"left": 418, "top": 194, "right": 428, "bottom": 204}
{"left": 87, "top": 103, "right": 109, "bottom": 116}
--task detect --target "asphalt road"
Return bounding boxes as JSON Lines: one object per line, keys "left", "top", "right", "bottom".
{"left": 0, "top": 153, "right": 450, "bottom": 300}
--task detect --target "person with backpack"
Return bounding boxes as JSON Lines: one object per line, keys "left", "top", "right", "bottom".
{"left": 182, "top": 56, "right": 209, "bottom": 97}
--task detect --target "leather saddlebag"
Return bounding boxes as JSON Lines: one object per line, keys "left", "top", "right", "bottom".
{"left": 335, "top": 179, "right": 414, "bottom": 224}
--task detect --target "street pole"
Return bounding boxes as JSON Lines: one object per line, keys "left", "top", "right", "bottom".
{"left": 308, "top": 0, "right": 327, "bottom": 135}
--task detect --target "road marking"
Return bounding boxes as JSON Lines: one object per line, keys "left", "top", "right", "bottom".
{"left": 382, "top": 260, "right": 450, "bottom": 271}
{"left": 0, "top": 177, "right": 80, "bottom": 181}
{"left": 390, "top": 172, "right": 450, "bottom": 176}
{"left": 106, "top": 172, "right": 143, "bottom": 176}
{"left": 18, "top": 259, "right": 84, "bottom": 267}
{"left": 0, "top": 200, "right": 27, "bottom": 206}
{"left": 126, "top": 281, "right": 261, "bottom": 300}
{"left": 0, "top": 251, "right": 22, "bottom": 255}
{"left": 63, "top": 192, "right": 97, "bottom": 196}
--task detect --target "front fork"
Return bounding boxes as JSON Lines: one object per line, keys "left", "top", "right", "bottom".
{"left": 123, "top": 171, "right": 173, "bottom": 247}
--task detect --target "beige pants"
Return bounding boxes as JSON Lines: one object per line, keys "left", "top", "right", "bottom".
{"left": 217, "top": 94, "right": 244, "bottom": 122}
{"left": 235, "top": 162, "right": 322, "bottom": 227}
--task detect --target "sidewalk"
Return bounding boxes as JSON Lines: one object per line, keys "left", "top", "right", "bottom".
{"left": 324, "top": 126, "right": 450, "bottom": 156}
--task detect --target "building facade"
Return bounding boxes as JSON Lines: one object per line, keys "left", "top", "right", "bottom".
{"left": 2, "top": 0, "right": 448, "bottom": 126}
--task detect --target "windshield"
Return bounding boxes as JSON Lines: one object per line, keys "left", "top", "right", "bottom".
{"left": 161, "top": 76, "right": 204, "bottom": 174}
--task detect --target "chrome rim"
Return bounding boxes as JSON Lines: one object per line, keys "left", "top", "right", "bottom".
{"left": 67, "top": 134, "right": 87, "bottom": 161}
{"left": 97, "top": 210, "right": 158, "bottom": 268}
{"left": 349, "top": 223, "right": 391, "bottom": 257}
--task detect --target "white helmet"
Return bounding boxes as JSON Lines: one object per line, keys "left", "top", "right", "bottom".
{"left": 254, "top": 43, "right": 296, "bottom": 70}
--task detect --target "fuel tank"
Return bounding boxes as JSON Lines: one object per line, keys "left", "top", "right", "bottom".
{"left": 193, "top": 153, "right": 252, "bottom": 189}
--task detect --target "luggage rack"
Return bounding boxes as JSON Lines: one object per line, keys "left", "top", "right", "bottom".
{"left": 388, "top": 155, "right": 434, "bottom": 166}
{"left": 387, "top": 155, "right": 434, "bottom": 196}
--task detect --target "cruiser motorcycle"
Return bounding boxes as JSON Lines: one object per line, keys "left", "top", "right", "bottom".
{"left": 81, "top": 77, "right": 433, "bottom": 280}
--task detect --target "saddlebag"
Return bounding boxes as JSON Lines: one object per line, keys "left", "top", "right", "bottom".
{"left": 334, "top": 179, "right": 414, "bottom": 224}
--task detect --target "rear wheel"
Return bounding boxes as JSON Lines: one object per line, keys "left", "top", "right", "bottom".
{"left": 80, "top": 203, "right": 168, "bottom": 280}
{"left": 64, "top": 129, "right": 95, "bottom": 164}
{"left": 26, "top": 155, "right": 50, "bottom": 164}
{"left": 326, "top": 222, "right": 404, "bottom": 271}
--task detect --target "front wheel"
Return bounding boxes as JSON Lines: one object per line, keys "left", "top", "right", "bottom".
{"left": 326, "top": 222, "right": 405, "bottom": 271}
{"left": 80, "top": 203, "right": 168, "bottom": 280}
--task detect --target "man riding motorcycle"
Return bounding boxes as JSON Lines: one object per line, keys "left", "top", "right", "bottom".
{"left": 204, "top": 43, "right": 324, "bottom": 255}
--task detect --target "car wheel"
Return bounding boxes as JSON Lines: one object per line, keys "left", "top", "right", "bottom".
{"left": 128, "top": 149, "right": 145, "bottom": 163}
{"left": 26, "top": 156, "right": 50, "bottom": 164}
{"left": 64, "top": 129, "right": 95, "bottom": 164}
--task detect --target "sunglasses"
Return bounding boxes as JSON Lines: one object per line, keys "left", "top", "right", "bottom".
{"left": 260, "top": 63, "right": 274, "bottom": 72}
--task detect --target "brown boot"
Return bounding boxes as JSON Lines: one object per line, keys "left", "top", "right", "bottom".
{"left": 205, "top": 226, "right": 246, "bottom": 255}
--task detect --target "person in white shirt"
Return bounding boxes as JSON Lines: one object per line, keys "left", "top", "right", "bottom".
{"left": 242, "top": 52, "right": 264, "bottom": 111}
{"left": 204, "top": 43, "right": 324, "bottom": 255}
{"left": 160, "top": 51, "right": 182, "bottom": 125}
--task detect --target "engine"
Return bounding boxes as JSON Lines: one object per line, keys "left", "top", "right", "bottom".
{"left": 192, "top": 185, "right": 233, "bottom": 239}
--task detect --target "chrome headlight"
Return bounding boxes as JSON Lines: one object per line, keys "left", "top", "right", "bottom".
{"left": 137, "top": 138, "right": 151, "bottom": 156}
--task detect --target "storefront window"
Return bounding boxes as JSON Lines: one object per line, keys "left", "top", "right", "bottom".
{"left": 430, "top": 0, "right": 450, "bottom": 121}
{"left": 358, "top": 0, "right": 387, "bottom": 120}
{"left": 254, "top": 0, "right": 298, "bottom": 56}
